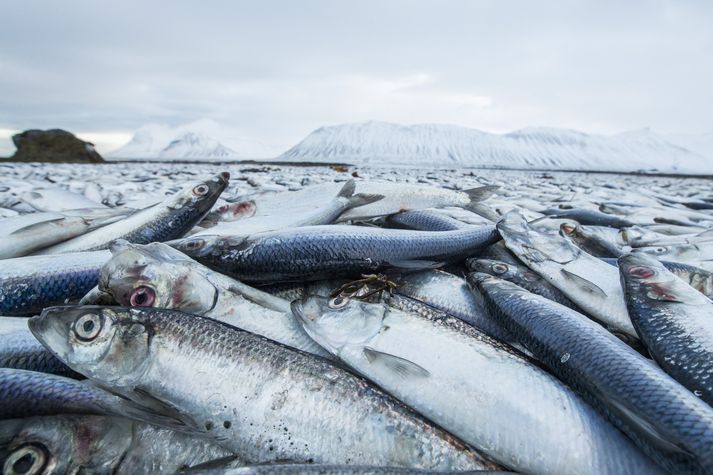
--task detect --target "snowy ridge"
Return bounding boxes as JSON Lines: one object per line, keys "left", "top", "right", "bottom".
{"left": 107, "top": 119, "right": 276, "bottom": 160}
{"left": 279, "top": 121, "right": 712, "bottom": 174}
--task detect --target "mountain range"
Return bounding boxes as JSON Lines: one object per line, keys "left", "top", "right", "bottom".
{"left": 279, "top": 121, "right": 712, "bottom": 174}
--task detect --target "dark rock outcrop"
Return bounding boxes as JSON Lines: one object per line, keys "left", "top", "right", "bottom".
{"left": 7, "top": 129, "right": 104, "bottom": 163}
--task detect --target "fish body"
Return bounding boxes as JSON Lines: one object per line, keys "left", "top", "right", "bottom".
{"left": 559, "top": 222, "right": 626, "bottom": 258}
{"left": 37, "top": 173, "right": 229, "bottom": 253}
{"left": 543, "top": 208, "right": 635, "bottom": 228}
{"left": 29, "top": 306, "right": 497, "bottom": 470}
{"left": 0, "top": 208, "right": 126, "bottom": 258}
{"left": 99, "top": 241, "right": 329, "bottom": 357}
{"left": 195, "top": 180, "right": 382, "bottom": 236}
{"left": 385, "top": 210, "right": 471, "bottom": 231}
{"left": 467, "top": 258, "right": 580, "bottom": 310}
{"left": 174, "top": 225, "right": 500, "bottom": 283}
{"left": 472, "top": 273, "right": 713, "bottom": 474}
{"left": 0, "top": 415, "right": 235, "bottom": 475}
{"left": 497, "top": 211, "right": 636, "bottom": 336}
{"left": 293, "top": 295, "right": 663, "bottom": 475}
{"left": 0, "top": 251, "right": 110, "bottom": 316}
{"left": 393, "top": 270, "right": 509, "bottom": 340}
{"left": 20, "top": 187, "right": 107, "bottom": 211}
{"left": 619, "top": 253, "right": 713, "bottom": 406}
{"left": 0, "top": 317, "right": 78, "bottom": 378}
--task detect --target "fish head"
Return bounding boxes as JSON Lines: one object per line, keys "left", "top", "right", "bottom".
{"left": 497, "top": 210, "right": 577, "bottom": 264}
{"left": 619, "top": 252, "right": 697, "bottom": 303}
{"left": 101, "top": 242, "right": 218, "bottom": 314}
{"left": 290, "top": 295, "right": 386, "bottom": 354}
{"left": 1, "top": 417, "right": 130, "bottom": 475}
{"left": 468, "top": 258, "right": 519, "bottom": 281}
{"left": 29, "top": 306, "right": 151, "bottom": 387}
{"left": 170, "top": 234, "right": 229, "bottom": 258}
{"left": 165, "top": 172, "right": 230, "bottom": 214}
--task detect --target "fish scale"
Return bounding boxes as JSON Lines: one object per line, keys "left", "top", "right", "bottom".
{"left": 473, "top": 273, "right": 713, "bottom": 475}
{"left": 31, "top": 306, "right": 499, "bottom": 471}
{"left": 175, "top": 225, "right": 500, "bottom": 282}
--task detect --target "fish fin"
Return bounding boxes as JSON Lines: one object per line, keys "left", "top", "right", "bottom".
{"left": 387, "top": 259, "right": 444, "bottom": 271}
{"left": 561, "top": 268, "right": 607, "bottom": 297}
{"left": 128, "top": 386, "right": 204, "bottom": 432}
{"left": 694, "top": 229, "right": 713, "bottom": 239}
{"left": 9, "top": 216, "right": 66, "bottom": 235}
{"left": 604, "top": 394, "right": 695, "bottom": 458}
{"left": 337, "top": 179, "right": 356, "bottom": 198}
{"left": 348, "top": 193, "right": 384, "bottom": 209}
{"left": 363, "top": 347, "right": 430, "bottom": 379}
{"left": 464, "top": 185, "right": 499, "bottom": 202}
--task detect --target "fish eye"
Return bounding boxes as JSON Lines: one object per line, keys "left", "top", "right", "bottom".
{"left": 492, "top": 263, "right": 509, "bottom": 274}
{"left": 217, "top": 204, "right": 229, "bottom": 212}
{"left": 130, "top": 286, "right": 156, "bottom": 307}
{"left": 560, "top": 223, "right": 576, "bottom": 235}
{"left": 654, "top": 247, "right": 667, "bottom": 254}
{"left": 74, "top": 313, "right": 103, "bottom": 341}
{"left": 4, "top": 444, "right": 49, "bottom": 475}
{"left": 328, "top": 296, "right": 350, "bottom": 309}
{"left": 181, "top": 239, "right": 205, "bottom": 251}
{"left": 193, "top": 184, "right": 209, "bottom": 196}
{"left": 627, "top": 266, "right": 655, "bottom": 279}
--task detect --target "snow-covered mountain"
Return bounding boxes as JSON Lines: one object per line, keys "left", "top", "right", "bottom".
{"left": 107, "top": 119, "right": 276, "bottom": 160}
{"left": 279, "top": 121, "right": 712, "bottom": 174}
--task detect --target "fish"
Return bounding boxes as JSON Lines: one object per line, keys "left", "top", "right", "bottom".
{"left": 0, "top": 208, "right": 126, "bottom": 259}
{"left": 0, "top": 368, "right": 179, "bottom": 426}
{"left": 635, "top": 242, "right": 713, "bottom": 269}
{"left": 195, "top": 180, "right": 383, "bottom": 236}
{"left": 29, "top": 305, "right": 499, "bottom": 470}
{"left": 558, "top": 222, "right": 626, "bottom": 258}
{"left": 385, "top": 209, "right": 473, "bottom": 231}
{"left": 36, "top": 172, "right": 229, "bottom": 254}
{"left": 496, "top": 210, "right": 636, "bottom": 336}
{"left": 98, "top": 241, "right": 330, "bottom": 357}
{"left": 471, "top": 272, "right": 713, "bottom": 474}
{"left": 391, "top": 270, "right": 510, "bottom": 341}
{"left": 173, "top": 224, "right": 500, "bottom": 283}
{"left": 19, "top": 187, "right": 107, "bottom": 211}
{"left": 542, "top": 208, "right": 635, "bottom": 228}
{"left": 659, "top": 260, "right": 713, "bottom": 298}
{"left": 619, "top": 252, "right": 713, "bottom": 406}
{"left": 0, "top": 251, "right": 110, "bottom": 316}
{"left": 181, "top": 465, "right": 514, "bottom": 475}
{"left": 0, "top": 415, "right": 236, "bottom": 475}
{"left": 466, "top": 258, "right": 580, "bottom": 310}
{"left": 0, "top": 317, "right": 79, "bottom": 378}
{"left": 292, "top": 295, "right": 664, "bottom": 475}
{"left": 230, "top": 181, "right": 498, "bottom": 223}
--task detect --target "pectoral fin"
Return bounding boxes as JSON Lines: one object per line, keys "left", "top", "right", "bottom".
{"left": 561, "top": 268, "right": 607, "bottom": 297}
{"left": 363, "top": 347, "right": 430, "bottom": 380}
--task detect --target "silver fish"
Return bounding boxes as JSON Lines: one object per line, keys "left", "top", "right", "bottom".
{"left": 292, "top": 295, "right": 664, "bottom": 475}
{"left": 98, "top": 241, "right": 329, "bottom": 357}
{"left": 37, "top": 173, "right": 229, "bottom": 254}
{"left": 497, "top": 211, "right": 636, "bottom": 336}
{"left": 0, "top": 415, "right": 236, "bottom": 475}
{"left": 29, "top": 306, "right": 498, "bottom": 471}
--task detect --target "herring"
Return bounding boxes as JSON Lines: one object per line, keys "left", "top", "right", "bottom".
{"left": 496, "top": 210, "right": 636, "bottom": 336}
{"left": 37, "top": 172, "right": 229, "bottom": 254}
{"left": 173, "top": 224, "right": 500, "bottom": 283}
{"left": 28, "top": 305, "right": 499, "bottom": 471}
{"left": 292, "top": 295, "right": 664, "bottom": 475}
{"left": 471, "top": 272, "right": 713, "bottom": 474}
{"left": 619, "top": 253, "right": 713, "bottom": 406}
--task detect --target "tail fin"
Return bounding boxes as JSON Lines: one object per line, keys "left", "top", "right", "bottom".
{"left": 464, "top": 185, "right": 499, "bottom": 202}
{"left": 337, "top": 179, "right": 356, "bottom": 198}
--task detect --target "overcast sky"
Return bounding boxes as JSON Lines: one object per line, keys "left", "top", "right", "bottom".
{"left": 0, "top": 0, "right": 711, "bottom": 155}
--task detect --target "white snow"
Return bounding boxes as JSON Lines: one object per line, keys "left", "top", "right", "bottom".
{"left": 279, "top": 121, "right": 713, "bottom": 174}
{"left": 107, "top": 119, "right": 278, "bottom": 160}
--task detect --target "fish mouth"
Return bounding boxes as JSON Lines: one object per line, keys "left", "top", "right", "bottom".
{"left": 28, "top": 307, "right": 76, "bottom": 362}
{"left": 290, "top": 299, "right": 307, "bottom": 322}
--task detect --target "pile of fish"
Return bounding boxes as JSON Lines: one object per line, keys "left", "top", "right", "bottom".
{"left": 2, "top": 161, "right": 713, "bottom": 474}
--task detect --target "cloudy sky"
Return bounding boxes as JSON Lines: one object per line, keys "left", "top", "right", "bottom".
{"left": 0, "top": 0, "right": 711, "bottom": 155}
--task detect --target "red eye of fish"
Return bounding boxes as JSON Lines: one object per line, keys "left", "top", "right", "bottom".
{"left": 130, "top": 286, "right": 156, "bottom": 307}
{"left": 217, "top": 204, "right": 229, "bottom": 212}
{"left": 627, "top": 266, "right": 655, "bottom": 279}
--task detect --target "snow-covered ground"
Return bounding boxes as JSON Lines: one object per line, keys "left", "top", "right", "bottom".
{"left": 279, "top": 121, "right": 713, "bottom": 174}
